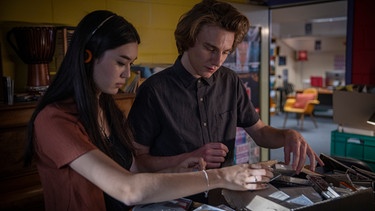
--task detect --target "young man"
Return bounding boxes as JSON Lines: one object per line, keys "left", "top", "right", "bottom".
{"left": 129, "top": 0, "right": 323, "bottom": 179}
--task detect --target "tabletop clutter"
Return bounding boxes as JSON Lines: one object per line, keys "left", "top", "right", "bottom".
{"left": 132, "top": 153, "right": 375, "bottom": 211}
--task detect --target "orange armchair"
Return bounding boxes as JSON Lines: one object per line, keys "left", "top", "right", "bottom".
{"left": 282, "top": 88, "right": 320, "bottom": 129}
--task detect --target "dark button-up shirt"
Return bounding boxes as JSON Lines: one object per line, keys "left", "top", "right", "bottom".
{"left": 128, "top": 57, "right": 259, "bottom": 157}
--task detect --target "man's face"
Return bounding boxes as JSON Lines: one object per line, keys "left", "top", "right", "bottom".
{"left": 181, "top": 25, "right": 235, "bottom": 78}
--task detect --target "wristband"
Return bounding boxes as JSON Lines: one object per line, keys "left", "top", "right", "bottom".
{"left": 202, "top": 170, "right": 209, "bottom": 198}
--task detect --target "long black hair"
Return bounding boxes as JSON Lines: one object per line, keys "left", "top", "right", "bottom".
{"left": 25, "top": 10, "right": 140, "bottom": 166}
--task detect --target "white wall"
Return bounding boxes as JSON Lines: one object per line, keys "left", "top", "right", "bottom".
{"left": 275, "top": 39, "right": 346, "bottom": 90}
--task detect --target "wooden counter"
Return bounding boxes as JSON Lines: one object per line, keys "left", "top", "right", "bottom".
{"left": 0, "top": 93, "right": 135, "bottom": 210}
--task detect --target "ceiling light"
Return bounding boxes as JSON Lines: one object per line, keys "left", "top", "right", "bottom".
{"left": 310, "top": 16, "right": 347, "bottom": 23}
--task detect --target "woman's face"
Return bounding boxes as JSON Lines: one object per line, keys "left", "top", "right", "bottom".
{"left": 93, "top": 42, "right": 138, "bottom": 95}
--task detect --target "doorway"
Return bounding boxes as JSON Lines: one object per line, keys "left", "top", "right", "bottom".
{"left": 270, "top": 1, "right": 347, "bottom": 91}
{"left": 269, "top": 0, "right": 348, "bottom": 161}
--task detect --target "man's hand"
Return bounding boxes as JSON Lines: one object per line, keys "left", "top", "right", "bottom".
{"left": 172, "top": 157, "right": 206, "bottom": 173}
{"left": 283, "top": 129, "right": 324, "bottom": 174}
{"left": 245, "top": 120, "right": 324, "bottom": 175}
{"left": 189, "top": 143, "right": 229, "bottom": 169}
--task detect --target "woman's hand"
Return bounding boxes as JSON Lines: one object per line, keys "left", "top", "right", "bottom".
{"left": 216, "top": 163, "right": 274, "bottom": 191}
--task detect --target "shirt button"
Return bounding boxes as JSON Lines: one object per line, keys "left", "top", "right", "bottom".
{"left": 203, "top": 122, "right": 207, "bottom": 126}
{"left": 200, "top": 98, "right": 203, "bottom": 101}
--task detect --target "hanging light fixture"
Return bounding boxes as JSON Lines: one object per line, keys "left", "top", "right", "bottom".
{"left": 296, "top": 50, "right": 308, "bottom": 61}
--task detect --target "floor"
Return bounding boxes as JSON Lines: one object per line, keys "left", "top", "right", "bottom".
{"left": 269, "top": 111, "right": 338, "bottom": 165}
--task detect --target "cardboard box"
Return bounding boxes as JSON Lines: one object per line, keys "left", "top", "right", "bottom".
{"left": 222, "top": 186, "right": 374, "bottom": 211}
{"left": 333, "top": 90, "right": 375, "bottom": 131}
{"left": 219, "top": 160, "right": 375, "bottom": 211}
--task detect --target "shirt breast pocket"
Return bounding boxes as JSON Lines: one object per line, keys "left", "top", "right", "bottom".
{"left": 214, "top": 110, "right": 237, "bottom": 143}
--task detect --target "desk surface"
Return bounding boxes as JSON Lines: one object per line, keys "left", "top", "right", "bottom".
{"left": 296, "top": 88, "right": 333, "bottom": 94}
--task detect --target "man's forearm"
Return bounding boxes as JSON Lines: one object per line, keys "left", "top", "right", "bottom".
{"left": 245, "top": 124, "right": 287, "bottom": 149}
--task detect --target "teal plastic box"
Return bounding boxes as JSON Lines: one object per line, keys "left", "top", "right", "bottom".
{"left": 331, "top": 130, "right": 375, "bottom": 171}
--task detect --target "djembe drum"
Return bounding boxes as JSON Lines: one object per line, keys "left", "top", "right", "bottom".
{"left": 7, "top": 26, "right": 57, "bottom": 92}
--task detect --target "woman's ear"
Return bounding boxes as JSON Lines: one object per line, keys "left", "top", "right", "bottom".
{"left": 84, "top": 49, "right": 93, "bottom": 63}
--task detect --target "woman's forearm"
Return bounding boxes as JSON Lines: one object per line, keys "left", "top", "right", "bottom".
{"left": 70, "top": 149, "right": 272, "bottom": 206}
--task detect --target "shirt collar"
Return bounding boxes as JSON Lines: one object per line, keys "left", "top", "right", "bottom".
{"left": 173, "top": 56, "right": 215, "bottom": 88}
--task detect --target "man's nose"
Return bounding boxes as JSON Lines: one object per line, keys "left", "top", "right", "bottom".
{"left": 211, "top": 52, "right": 226, "bottom": 66}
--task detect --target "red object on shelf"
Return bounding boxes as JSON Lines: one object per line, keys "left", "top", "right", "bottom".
{"left": 311, "top": 76, "right": 323, "bottom": 87}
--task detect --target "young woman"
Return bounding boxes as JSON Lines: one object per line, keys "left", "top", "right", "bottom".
{"left": 25, "top": 10, "right": 273, "bottom": 211}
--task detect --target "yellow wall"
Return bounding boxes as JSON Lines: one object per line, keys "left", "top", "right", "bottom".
{"left": 0, "top": 0, "right": 271, "bottom": 161}
{"left": 0, "top": 0, "right": 199, "bottom": 90}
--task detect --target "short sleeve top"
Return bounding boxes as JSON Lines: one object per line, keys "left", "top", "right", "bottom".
{"left": 34, "top": 98, "right": 131, "bottom": 211}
